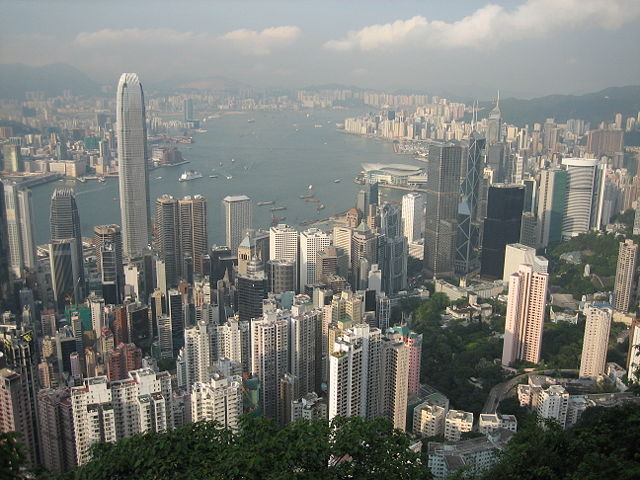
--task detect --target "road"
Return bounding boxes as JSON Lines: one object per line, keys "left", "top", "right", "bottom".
{"left": 482, "top": 369, "right": 578, "bottom": 414}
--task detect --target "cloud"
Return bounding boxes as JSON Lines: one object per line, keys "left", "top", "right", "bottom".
{"left": 324, "top": 0, "right": 640, "bottom": 52}
{"left": 74, "top": 25, "right": 301, "bottom": 55}
{"left": 219, "top": 26, "right": 301, "bottom": 55}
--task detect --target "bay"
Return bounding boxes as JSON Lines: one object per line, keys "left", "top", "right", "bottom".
{"left": 31, "top": 110, "right": 400, "bottom": 245}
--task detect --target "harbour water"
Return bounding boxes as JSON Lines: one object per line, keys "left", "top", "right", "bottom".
{"left": 31, "top": 110, "right": 402, "bottom": 245}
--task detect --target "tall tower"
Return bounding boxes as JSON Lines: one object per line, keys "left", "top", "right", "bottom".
{"left": 3, "top": 182, "right": 36, "bottom": 276}
{"left": 236, "top": 258, "right": 268, "bottom": 323}
{"left": 424, "top": 143, "right": 462, "bottom": 279}
{"left": 49, "top": 239, "right": 82, "bottom": 312}
{"left": 536, "top": 168, "right": 567, "bottom": 247}
{"left": 154, "top": 195, "right": 180, "bottom": 287}
{"left": 0, "top": 182, "right": 12, "bottom": 311}
{"left": 486, "top": 93, "right": 502, "bottom": 144}
{"left": 94, "top": 225, "right": 124, "bottom": 304}
{"left": 270, "top": 223, "right": 299, "bottom": 289}
{"left": 351, "top": 222, "right": 380, "bottom": 290}
{"left": 560, "top": 158, "right": 606, "bottom": 240}
{"left": 116, "top": 73, "right": 151, "bottom": 260}
{"left": 579, "top": 306, "right": 612, "bottom": 378}
{"left": 299, "top": 228, "right": 330, "bottom": 292}
{"left": 178, "top": 195, "right": 208, "bottom": 275}
{"left": 379, "top": 203, "right": 407, "bottom": 294}
{"left": 50, "top": 188, "right": 85, "bottom": 298}
{"left": 290, "top": 309, "right": 322, "bottom": 399}
{"left": 401, "top": 192, "right": 424, "bottom": 244}
{"left": 222, "top": 195, "right": 252, "bottom": 255}
{"left": 455, "top": 133, "right": 485, "bottom": 276}
{"left": 613, "top": 239, "right": 638, "bottom": 313}
{"left": 502, "top": 264, "right": 549, "bottom": 366}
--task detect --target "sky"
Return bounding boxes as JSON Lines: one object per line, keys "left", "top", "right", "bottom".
{"left": 1, "top": 0, "right": 639, "bottom": 98}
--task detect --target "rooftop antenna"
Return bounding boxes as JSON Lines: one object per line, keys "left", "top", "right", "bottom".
{"left": 496, "top": 90, "right": 500, "bottom": 108}
{"left": 471, "top": 100, "right": 478, "bottom": 131}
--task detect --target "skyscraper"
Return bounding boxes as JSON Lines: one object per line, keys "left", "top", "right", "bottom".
{"left": 0, "top": 368, "right": 38, "bottom": 466}
{"left": 49, "top": 239, "right": 82, "bottom": 312}
{"left": 401, "top": 192, "right": 424, "bottom": 244}
{"left": 116, "top": 73, "right": 151, "bottom": 260}
{"left": 613, "top": 239, "right": 638, "bottom": 313}
{"left": 3, "top": 182, "right": 36, "bottom": 276}
{"left": 37, "top": 388, "right": 76, "bottom": 475}
{"left": 190, "top": 374, "right": 242, "bottom": 429}
{"left": 502, "top": 264, "right": 549, "bottom": 366}
{"left": 222, "top": 195, "right": 252, "bottom": 255}
{"left": 480, "top": 185, "right": 524, "bottom": 280}
{"left": 236, "top": 258, "right": 268, "bottom": 323}
{"left": 455, "top": 133, "right": 485, "bottom": 275}
{"left": 299, "top": 228, "right": 330, "bottom": 292}
{"left": 379, "top": 202, "right": 407, "bottom": 294}
{"left": 267, "top": 259, "right": 296, "bottom": 294}
{"left": 579, "top": 306, "right": 612, "bottom": 378}
{"left": 536, "top": 168, "right": 567, "bottom": 247}
{"left": 486, "top": 95, "right": 502, "bottom": 144}
{"left": 0, "top": 182, "right": 12, "bottom": 311}
{"left": 50, "top": 188, "right": 85, "bottom": 298}
{"left": 154, "top": 194, "right": 180, "bottom": 287}
{"left": 94, "top": 225, "right": 124, "bottom": 304}
{"left": 560, "top": 158, "right": 606, "bottom": 240}
{"left": 270, "top": 223, "right": 299, "bottom": 289}
{"left": 179, "top": 195, "right": 208, "bottom": 275}
{"left": 290, "top": 309, "right": 322, "bottom": 398}
{"left": 351, "top": 222, "right": 380, "bottom": 290}
{"left": 424, "top": 143, "right": 462, "bottom": 279}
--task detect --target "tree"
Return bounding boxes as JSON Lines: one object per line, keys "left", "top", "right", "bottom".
{"left": 0, "top": 432, "right": 26, "bottom": 479}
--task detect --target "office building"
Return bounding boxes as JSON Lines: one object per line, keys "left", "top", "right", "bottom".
{"left": 413, "top": 402, "right": 446, "bottom": 437}
{"left": 222, "top": 195, "right": 252, "bottom": 255}
{"left": 179, "top": 195, "right": 208, "bottom": 275}
{"left": 267, "top": 259, "right": 296, "bottom": 294}
{"left": 379, "top": 202, "right": 408, "bottom": 294}
{"left": 613, "top": 239, "right": 637, "bottom": 313}
{"left": 456, "top": 133, "right": 486, "bottom": 275}
{"left": 502, "top": 264, "right": 549, "bottom": 366}
{"left": 502, "top": 244, "right": 548, "bottom": 282}
{"left": 299, "top": 228, "right": 330, "bottom": 292}
{"left": 480, "top": 185, "right": 524, "bottom": 280}
{"left": 3, "top": 182, "right": 36, "bottom": 275}
{"left": 424, "top": 143, "right": 462, "bottom": 279}
{"left": 237, "top": 258, "right": 268, "bottom": 323}
{"left": 2, "top": 144, "right": 22, "bottom": 172}
{"left": 486, "top": 96, "right": 502, "bottom": 144}
{"left": 251, "top": 310, "right": 290, "bottom": 423}
{"left": 444, "top": 409, "right": 474, "bottom": 441}
{"left": 351, "top": 222, "right": 380, "bottom": 290}
{"left": 560, "top": 158, "right": 606, "bottom": 239}
{"left": 579, "top": 306, "right": 612, "bottom": 378}
{"left": 0, "top": 182, "right": 11, "bottom": 311}
{"left": 270, "top": 223, "right": 299, "bottom": 288}
{"left": 37, "top": 388, "right": 76, "bottom": 475}
{"left": 116, "top": 73, "right": 151, "bottom": 260}
{"left": 50, "top": 188, "right": 85, "bottom": 298}
{"left": 290, "top": 309, "right": 322, "bottom": 398}
{"left": 237, "top": 229, "right": 269, "bottom": 274}
{"left": 401, "top": 192, "right": 424, "bottom": 244}
{"left": 154, "top": 195, "right": 181, "bottom": 287}
{"left": 49, "top": 239, "right": 82, "bottom": 312}
{"left": 94, "top": 225, "right": 124, "bottom": 303}
{"left": 189, "top": 373, "right": 242, "bottom": 429}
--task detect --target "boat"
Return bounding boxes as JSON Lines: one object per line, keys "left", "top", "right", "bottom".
{"left": 271, "top": 206, "right": 287, "bottom": 211}
{"left": 193, "top": 129, "right": 208, "bottom": 133}
{"left": 226, "top": 175, "right": 233, "bottom": 180}
{"left": 271, "top": 216, "right": 286, "bottom": 225}
{"left": 257, "top": 201, "right": 275, "bottom": 206}
{"left": 247, "top": 118, "right": 255, "bottom": 123}
{"left": 98, "top": 177, "right": 106, "bottom": 183}
{"left": 178, "top": 170, "right": 203, "bottom": 182}
{"left": 308, "top": 185, "right": 313, "bottom": 190}
{"left": 155, "top": 176, "right": 163, "bottom": 180}
{"left": 299, "top": 194, "right": 314, "bottom": 199}
{"left": 231, "top": 158, "right": 236, "bottom": 163}
{"left": 305, "top": 198, "right": 320, "bottom": 203}
{"left": 219, "top": 162, "right": 223, "bottom": 166}
{"left": 334, "top": 179, "right": 341, "bottom": 183}
{"left": 317, "top": 204, "right": 325, "bottom": 211}
{"left": 209, "top": 175, "right": 218, "bottom": 179}
{"left": 314, "top": 124, "right": 323, "bottom": 128}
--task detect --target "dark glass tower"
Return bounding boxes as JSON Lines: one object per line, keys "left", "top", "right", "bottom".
{"left": 480, "top": 185, "right": 525, "bottom": 279}
{"left": 50, "top": 188, "right": 85, "bottom": 299}
{"left": 237, "top": 258, "right": 268, "bottom": 323}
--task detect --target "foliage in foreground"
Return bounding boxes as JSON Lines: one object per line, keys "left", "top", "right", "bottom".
{"left": 479, "top": 403, "right": 640, "bottom": 480}
{"left": 61, "top": 416, "right": 430, "bottom": 480}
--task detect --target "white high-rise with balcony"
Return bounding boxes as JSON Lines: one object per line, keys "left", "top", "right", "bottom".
{"left": 116, "top": 73, "right": 151, "bottom": 259}
{"left": 190, "top": 373, "right": 242, "bottom": 430}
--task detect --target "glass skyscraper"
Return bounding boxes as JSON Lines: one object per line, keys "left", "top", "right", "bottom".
{"left": 116, "top": 73, "right": 151, "bottom": 260}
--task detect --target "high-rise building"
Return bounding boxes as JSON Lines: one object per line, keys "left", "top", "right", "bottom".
{"left": 189, "top": 374, "right": 242, "bottom": 429}
{"left": 502, "top": 244, "right": 548, "bottom": 283}
{"left": 579, "top": 306, "right": 612, "bottom": 378}
{"left": 222, "top": 195, "right": 252, "bottom": 255}
{"left": 179, "top": 195, "right": 208, "bottom": 275}
{"left": 444, "top": 409, "right": 474, "bottom": 441}
{"left": 386, "top": 325, "right": 422, "bottom": 396}
{"left": 299, "top": 228, "right": 330, "bottom": 292}
{"left": 560, "top": 158, "right": 606, "bottom": 240}
{"left": 0, "top": 367, "right": 38, "bottom": 466}
{"left": 116, "top": 73, "right": 151, "bottom": 260}
{"left": 183, "top": 98, "right": 194, "bottom": 122}
{"left": 49, "top": 239, "right": 82, "bottom": 312}
{"left": 413, "top": 402, "right": 446, "bottom": 437}
{"left": 2, "top": 144, "right": 22, "bottom": 172}
{"left": 379, "top": 337, "right": 409, "bottom": 430}
{"left": 2, "top": 182, "right": 36, "bottom": 276}
{"left": 50, "top": 188, "right": 85, "bottom": 298}
{"left": 379, "top": 202, "right": 407, "bottom": 294}
{"left": 613, "top": 239, "right": 638, "bottom": 313}
{"left": 480, "top": 185, "right": 524, "bottom": 280}
{"left": 486, "top": 96, "right": 502, "bottom": 144}
{"left": 401, "top": 192, "right": 424, "bottom": 244}
{"left": 94, "top": 225, "right": 124, "bottom": 303}
{"left": 536, "top": 168, "right": 567, "bottom": 247}
{"left": 237, "top": 258, "right": 268, "bottom": 323}
{"left": 177, "top": 320, "right": 212, "bottom": 389}
{"left": 456, "top": 133, "right": 486, "bottom": 275}
{"left": 351, "top": 222, "right": 380, "bottom": 290}
{"left": 267, "top": 259, "right": 296, "bottom": 294}
{"left": 37, "top": 388, "right": 76, "bottom": 475}
{"left": 424, "top": 143, "right": 462, "bottom": 279}
{"left": 250, "top": 310, "right": 290, "bottom": 422}
{"left": 154, "top": 194, "right": 180, "bottom": 287}
{"left": 0, "top": 182, "right": 12, "bottom": 312}
{"left": 270, "top": 223, "right": 298, "bottom": 266}
{"left": 502, "top": 264, "right": 549, "bottom": 366}
{"left": 237, "top": 229, "right": 269, "bottom": 275}
{"left": 290, "top": 309, "right": 322, "bottom": 399}
{"left": 627, "top": 320, "right": 640, "bottom": 383}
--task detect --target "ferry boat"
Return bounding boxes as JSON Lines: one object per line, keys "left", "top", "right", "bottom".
{"left": 271, "top": 206, "right": 287, "bottom": 211}
{"left": 257, "top": 201, "right": 275, "bottom": 206}
{"left": 155, "top": 176, "right": 163, "bottom": 180}
{"left": 305, "top": 198, "right": 320, "bottom": 203}
{"left": 317, "top": 204, "right": 326, "bottom": 211}
{"left": 308, "top": 185, "right": 313, "bottom": 190}
{"left": 334, "top": 179, "right": 341, "bottom": 183}
{"left": 314, "top": 124, "right": 323, "bottom": 128}
{"left": 299, "top": 194, "right": 314, "bottom": 199}
{"left": 209, "top": 175, "right": 218, "bottom": 179}
{"left": 178, "top": 170, "right": 203, "bottom": 182}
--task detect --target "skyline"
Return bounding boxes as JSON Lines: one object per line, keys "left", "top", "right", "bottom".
{"left": 1, "top": 0, "right": 639, "bottom": 97}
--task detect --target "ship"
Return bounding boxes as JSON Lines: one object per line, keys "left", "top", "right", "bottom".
{"left": 271, "top": 206, "right": 287, "bottom": 211}
{"left": 299, "top": 194, "right": 314, "bottom": 199}
{"left": 209, "top": 175, "right": 218, "bottom": 178}
{"left": 247, "top": 118, "right": 255, "bottom": 123}
{"left": 334, "top": 179, "right": 341, "bottom": 183}
{"left": 226, "top": 175, "right": 233, "bottom": 180}
{"left": 231, "top": 158, "right": 236, "bottom": 163}
{"left": 314, "top": 124, "right": 323, "bottom": 128}
{"left": 317, "top": 204, "right": 325, "bottom": 211}
{"left": 178, "top": 170, "right": 203, "bottom": 182}
{"left": 257, "top": 201, "right": 275, "bottom": 206}
{"left": 305, "top": 198, "right": 320, "bottom": 203}
{"left": 308, "top": 185, "right": 313, "bottom": 190}
{"left": 271, "top": 216, "right": 286, "bottom": 225}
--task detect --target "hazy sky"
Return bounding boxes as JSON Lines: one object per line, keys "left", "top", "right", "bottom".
{"left": 1, "top": 0, "right": 639, "bottom": 97}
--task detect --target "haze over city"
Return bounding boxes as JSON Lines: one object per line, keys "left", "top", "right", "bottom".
{"left": 2, "top": 0, "right": 640, "bottom": 96}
